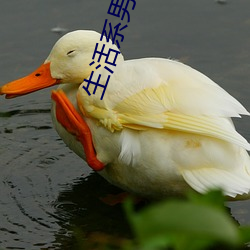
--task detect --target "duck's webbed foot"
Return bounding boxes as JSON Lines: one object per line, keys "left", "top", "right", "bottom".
{"left": 51, "top": 89, "right": 105, "bottom": 171}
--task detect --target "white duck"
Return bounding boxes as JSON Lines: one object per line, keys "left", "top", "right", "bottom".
{"left": 1, "top": 30, "right": 250, "bottom": 199}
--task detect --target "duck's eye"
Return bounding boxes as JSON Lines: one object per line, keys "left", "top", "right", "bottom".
{"left": 67, "top": 50, "right": 76, "bottom": 56}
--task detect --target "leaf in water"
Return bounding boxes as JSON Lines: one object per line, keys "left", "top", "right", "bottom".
{"left": 187, "top": 189, "right": 226, "bottom": 209}
{"left": 125, "top": 198, "right": 240, "bottom": 250}
{"left": 238, "top": 226, "right": 250, "bottom": 244}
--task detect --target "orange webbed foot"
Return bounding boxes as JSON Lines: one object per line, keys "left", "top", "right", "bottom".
{"left": 51, "top": 89, "right": 105, "bottom": 171}
{"left": 99, "top": 192, "right": 130, "bottom": 206}
{"left": 100, "top": 192, "right": 145, "bottom": 206}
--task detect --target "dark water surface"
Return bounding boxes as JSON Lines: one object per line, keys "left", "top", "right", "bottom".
{"left": 1, "top": 0, "right": 250, "bottom": 249}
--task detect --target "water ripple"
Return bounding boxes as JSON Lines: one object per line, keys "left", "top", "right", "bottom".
{"left": 0, "top": 109, "right": 51, "bottom": 117}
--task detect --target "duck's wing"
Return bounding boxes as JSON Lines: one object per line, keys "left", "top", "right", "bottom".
{"left": 114, "top": 84, "right": 250, "bottom": 150}
{"left": 78, "top": 58, "right": 250, "bottom": 150}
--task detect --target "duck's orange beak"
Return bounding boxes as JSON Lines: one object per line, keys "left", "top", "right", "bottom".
{"left": 0, "top": 62, "right": 61, "bottom": 98}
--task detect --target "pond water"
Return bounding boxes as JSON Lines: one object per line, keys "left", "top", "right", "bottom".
{"left": 1, "top": 0, "right": 250, "bottom": 249}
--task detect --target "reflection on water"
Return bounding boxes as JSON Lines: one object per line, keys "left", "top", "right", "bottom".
{"left": 1, "top": 0, "right": 250, "bottom": 249}
{"left": 53, "top": 175, "right": 131, "bottom": 250}
{"left": 0, "top": 109, "right": 129, "bottom": 249}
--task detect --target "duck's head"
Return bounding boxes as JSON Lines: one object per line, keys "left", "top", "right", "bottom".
{"left": 0, "top": 30, "right": 123, "bottom": 98}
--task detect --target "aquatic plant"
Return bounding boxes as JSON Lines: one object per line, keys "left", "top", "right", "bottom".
{"left": 74, "top": 190, "right": 250, "bottom": 250}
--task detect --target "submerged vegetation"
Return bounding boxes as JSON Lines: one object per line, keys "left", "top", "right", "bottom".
{"left": 73, "top": 190, "right": 250, "bottom": 250}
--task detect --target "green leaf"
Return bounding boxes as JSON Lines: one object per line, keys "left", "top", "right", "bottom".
{"left": 187, "top": 189, "right": 226, "bottom": 209}
{"left": 239, "top": 226, "right": 250, "bottom": 243}
{"left": 125, "top": 198, "right": 240, "bottom": 250}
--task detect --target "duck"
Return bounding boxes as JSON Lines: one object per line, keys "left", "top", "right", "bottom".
{"left": 1, "top": 30, "right": 250, "bottom": 199}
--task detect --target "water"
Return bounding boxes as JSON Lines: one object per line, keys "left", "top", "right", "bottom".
{"left": 1, "top": 0, "right": 250, "bottom": 249}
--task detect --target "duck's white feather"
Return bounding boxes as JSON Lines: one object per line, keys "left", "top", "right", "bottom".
{"left": 47, "top": 31, "right": 250, "bottom": 199}
{"left": 78, "top": 58, "right": 250, "bottom": 149}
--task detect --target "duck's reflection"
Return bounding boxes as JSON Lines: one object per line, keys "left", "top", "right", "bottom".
{"left": 53, "top": 172, "right": 132, "bottom": 249}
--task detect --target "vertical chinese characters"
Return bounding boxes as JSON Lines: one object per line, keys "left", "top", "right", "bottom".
{"left": 82, "top": 0, "right": 136, "bottom": 100}
{"left": 89, "top": 43, "right": 121, "bottom": 74}
{"left": 103, "top": 0, "right": 136, "bottom": 48}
